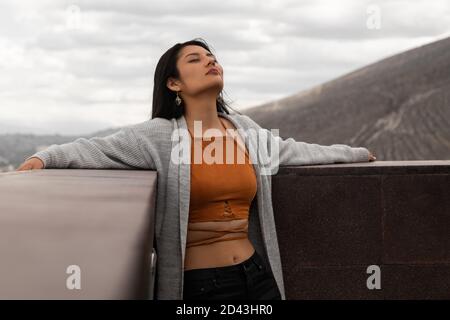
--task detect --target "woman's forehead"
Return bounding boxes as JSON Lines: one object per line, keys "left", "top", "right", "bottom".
{"left": 180, "top": 45, "right": 211, "bottom": 57}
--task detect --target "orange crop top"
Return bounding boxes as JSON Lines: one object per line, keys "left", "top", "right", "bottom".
{"left": 186, "top": 118, "right": 257, "bottom": 248}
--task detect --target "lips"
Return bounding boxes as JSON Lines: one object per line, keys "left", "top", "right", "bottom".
{"left": 206, "top": 68, "right": 220, "bottom": 75}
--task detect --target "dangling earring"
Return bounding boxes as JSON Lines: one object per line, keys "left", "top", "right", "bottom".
{"left": 175, "top": 91, "right": 182, "bottom": 106}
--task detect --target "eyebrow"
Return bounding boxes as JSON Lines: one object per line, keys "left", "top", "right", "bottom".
{"left": 184, "top": 52, "right": 215, "bottom": 59}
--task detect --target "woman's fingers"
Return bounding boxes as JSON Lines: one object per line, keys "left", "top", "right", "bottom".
{"left": 16, "top": 164, "right": 31, "bottom": 171}
{"left": 16, "top": 158, "right": 44, "bottom": 171}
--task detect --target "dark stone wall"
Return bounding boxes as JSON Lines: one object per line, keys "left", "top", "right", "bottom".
{"left": 272, "top": 161, "right": 450, "bottom": 299}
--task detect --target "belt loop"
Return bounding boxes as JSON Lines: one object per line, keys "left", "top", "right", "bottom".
{"left": 243, "top": 258, "right": 251, "bottom": 271}
{"left": 251, "top": 251, "right": 263, "bottom": 270}
{"left": 212, "top": 269, "right": 219, "bottom": 288}
{"left": 214, "top": 267, "right": 219, "bottom": 279}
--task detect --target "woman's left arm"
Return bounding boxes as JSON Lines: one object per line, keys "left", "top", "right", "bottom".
{"left": 241, "top": 115, "right": 376, "bottom": 166}
{"left": 271, "top": 136, "right": 376, "bottom": 165}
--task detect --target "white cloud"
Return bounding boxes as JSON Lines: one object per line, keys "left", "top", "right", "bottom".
{"left": 0, "top": 0, "right": 449, "bottom": 134}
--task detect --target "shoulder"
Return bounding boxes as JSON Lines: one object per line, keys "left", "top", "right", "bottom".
{"left": 123, "top": 117, "right": 173, "bottom": 143}
{"left": 227, "top": 113, "right": 263, "bottom": 130}
{"left": 126, "top": 117, "right": 172, "bottom": 133}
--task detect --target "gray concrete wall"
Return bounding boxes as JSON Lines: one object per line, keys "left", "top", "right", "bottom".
{"left": 0, "top": 169, "right": 157, "bottom": 299}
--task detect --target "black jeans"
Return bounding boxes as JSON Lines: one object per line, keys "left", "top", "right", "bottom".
{"left": 183, "top": 250, "right": 282, "bottom": 300}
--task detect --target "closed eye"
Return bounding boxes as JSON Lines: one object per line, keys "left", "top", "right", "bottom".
{"left": 189, "top": 58, "right": 218, "bottom": 63}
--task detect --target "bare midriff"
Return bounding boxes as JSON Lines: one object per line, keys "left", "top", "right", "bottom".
{"left": 184, "top": 237, "right": 255, "bottom": 271}
{"left": 184, "top": 116, "right": 256, "bottom": 271}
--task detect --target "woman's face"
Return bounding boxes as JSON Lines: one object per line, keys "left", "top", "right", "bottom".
{"left": 168, "top": 45, "right": 224, "bottom": 97}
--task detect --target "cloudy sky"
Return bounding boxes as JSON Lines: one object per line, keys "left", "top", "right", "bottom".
{"left": 0, "top": 0, "right": 449, "bottom": 135}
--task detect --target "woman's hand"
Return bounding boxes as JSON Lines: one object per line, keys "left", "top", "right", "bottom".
{"left": 368, "top": 151, "right": 377, "bottom": 161}
{"left": 16, "top": 157, "right": 45, "bottom": 171}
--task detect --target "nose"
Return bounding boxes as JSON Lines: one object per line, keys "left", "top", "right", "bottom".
{"left": 207, "top": 56, "right": 217, "bottom": 66}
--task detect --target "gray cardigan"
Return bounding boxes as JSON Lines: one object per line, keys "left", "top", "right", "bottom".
{"left": 27, "top": 111, "right": 370, "bottom": 300}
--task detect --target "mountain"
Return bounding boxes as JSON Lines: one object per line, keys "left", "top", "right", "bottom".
{"left": 242, "top": 37, "right": 450, "bottom": 161}
{"left": 0, "top": 127, "right": 123, "bottom": 171}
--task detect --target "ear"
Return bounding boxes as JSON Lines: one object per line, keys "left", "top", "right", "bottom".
{"left": 166, "top": 77, "right": 180, "bottom": 92}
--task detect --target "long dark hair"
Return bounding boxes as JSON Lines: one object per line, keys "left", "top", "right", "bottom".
{"left": 151, "top": 38, "right": 241, "bottom": 120}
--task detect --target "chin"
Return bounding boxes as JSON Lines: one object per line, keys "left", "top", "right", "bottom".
{"left": 206, "top": 81, "right": 223, "bottom": 92}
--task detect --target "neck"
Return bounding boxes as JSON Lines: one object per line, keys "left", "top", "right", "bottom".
{"left": 183, "top": 91, "right": 223, "bottom": 133}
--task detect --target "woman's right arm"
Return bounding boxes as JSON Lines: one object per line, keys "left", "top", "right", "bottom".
{"left": 16, "top": 127, "right": 155, "bottom": 171}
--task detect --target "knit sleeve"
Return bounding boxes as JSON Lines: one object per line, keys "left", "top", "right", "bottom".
{"left": 240, "top": 115, "right": 370, "bottom": 168}
{"left": 25, "top": 127, "right": 155, "bottom": 170}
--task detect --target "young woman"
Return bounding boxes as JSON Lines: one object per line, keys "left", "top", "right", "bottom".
{"left": 17, "top": 38, "right": 376, "bottom": 300}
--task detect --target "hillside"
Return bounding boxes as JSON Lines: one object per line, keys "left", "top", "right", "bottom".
{"left": 243, "top": 37, "right": 450, "bottom": 160}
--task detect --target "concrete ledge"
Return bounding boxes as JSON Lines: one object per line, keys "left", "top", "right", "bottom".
{"left": 0, "top": 169, "right": 157, "bottom": 299}
{"left": 1, "top": 161, "right": 448, "bottom": 299}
